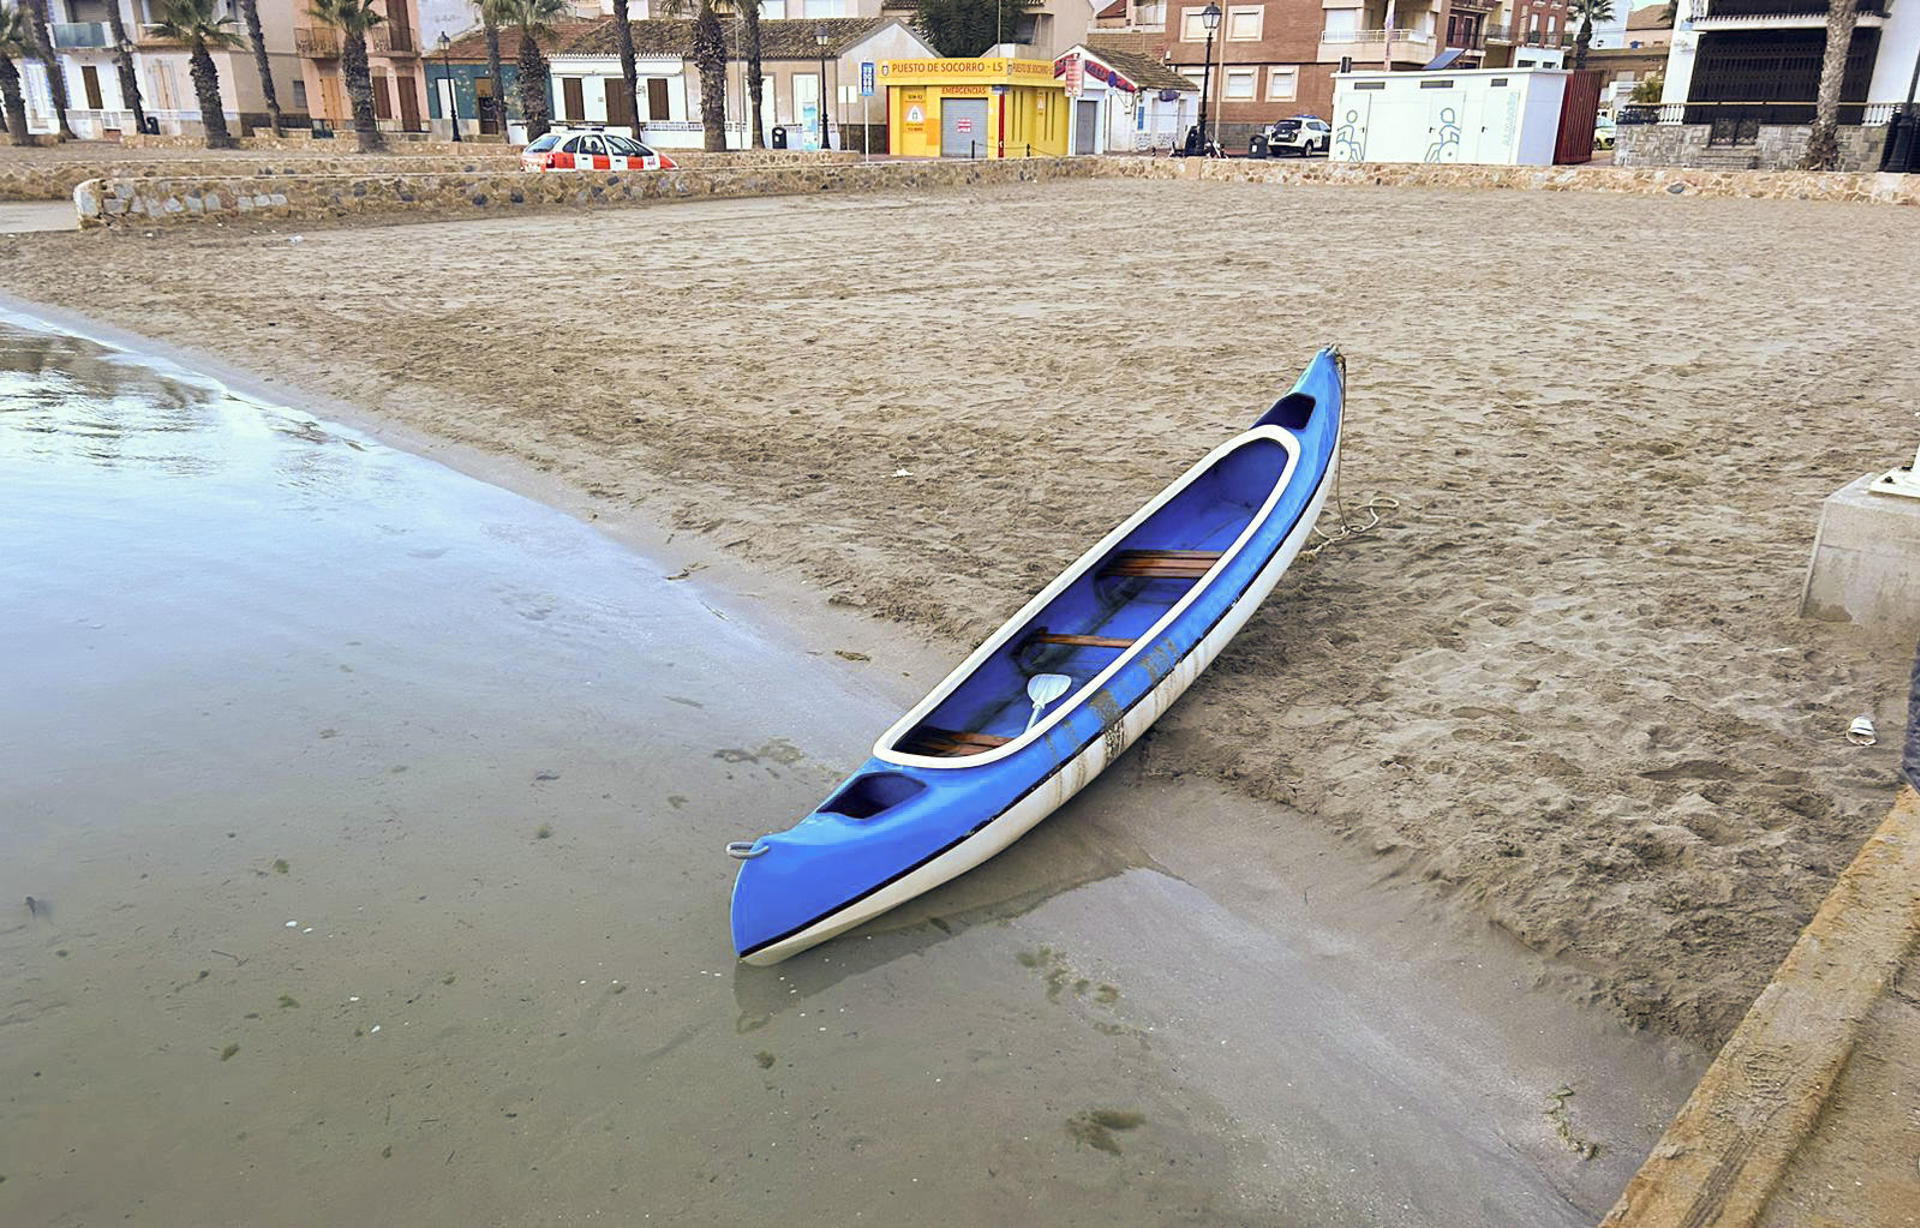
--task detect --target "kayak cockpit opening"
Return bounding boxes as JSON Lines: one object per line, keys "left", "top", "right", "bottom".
{"left": 817, "top": 772, "right": 926, "bottom": 819}
{"left": 1257, "top": 392, "right": 1316, "bottom": 431}
{"left": 887, "top": 434, "right": 1296, "bottom": 761}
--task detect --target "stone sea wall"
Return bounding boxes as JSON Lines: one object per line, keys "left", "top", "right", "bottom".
{"left": 10, "top": 148, "right": 853, "bottom": 202}
{"left": 1117, "top": 155, "right": 1920, "bottom": 207}
{"left": 68, "top": 151, "right": 1920, "bottom": 229}
{"left": 1615, "top": 123, "right": 1889, "bottom": 173}
{"left": 5, "top": 155, "right": 519, "bottom": 202}
{"left": 74, "top": 157, "right": 1096, "bottom": 229}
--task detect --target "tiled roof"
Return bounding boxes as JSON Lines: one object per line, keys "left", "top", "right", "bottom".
{"left": 1626, "top": 3, "right": 1673, "bottom": 29}
{"left": 1096, "top": 0, "right": 1126, "bottom": 17}
{"left": 1080, "top": 37, "right": 1196, "bottom": 92}
{"left": 560, "top": 16, "right": 892, "bottom": 59}
{"left": 437, "top": 19, "right": 597, "bottom": 63}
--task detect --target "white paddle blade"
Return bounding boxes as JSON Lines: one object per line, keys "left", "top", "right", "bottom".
{"left": 1024, "top": 673, "right": 1074, "bottom": 731}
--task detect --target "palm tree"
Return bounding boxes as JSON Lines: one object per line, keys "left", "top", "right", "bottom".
{"left": 1569, "top": 0, "right": 1613, "bottom": 70}
{"left": 1802, "top": 0, "right": 1859, "bottom": 170}
{"left": 476, "top": 0, "right": 508, "bottom": 135}
{"left": 153, "top": 0, "right": 243, "bottom": 148}
{"left": 20, "top": 0, "right": 72, "bottom": 139}
{"left": 105, "top": 0, "right": 148, "bottom": 138}
{"left": 1, "top": 3, "right": 35, "bottom": 144}
{"left": 611, "top": 0, "right": 638, "bottom": 131}
{"left": 658, "top": 0, "right": 726, "bottom": 151}
{"left": 733, "top": 0, "right": 765, "bottom": 149}
{"left": 308, "top": 0, "right": 384, "bottom": 151}
{"left": 504, "top": 0, "right": 565, "bottom": 140}
{"left": 238, "top": 0, "right": 283, "bottom": 136}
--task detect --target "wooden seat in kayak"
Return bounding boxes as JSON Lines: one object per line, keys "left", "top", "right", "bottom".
{"left": 1100, "top": 549, "right": 1223, "bottom": 580}
{"left": 897, "top": 726, "right": 1014, "bottom": 758}
{"left": 1021, "top": 626, "right": 1134, "bottom": 651}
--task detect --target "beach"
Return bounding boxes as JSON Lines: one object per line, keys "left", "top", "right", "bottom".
{"left": 3, "top": 175, "right": 1916, "bottom": 1047}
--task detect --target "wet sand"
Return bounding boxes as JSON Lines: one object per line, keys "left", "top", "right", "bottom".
{"left": 0, "top": 318, "right": 1704, "bottom": 1224}
{"left": 2, "top": 178, "right": 1914, "bottom": 1045}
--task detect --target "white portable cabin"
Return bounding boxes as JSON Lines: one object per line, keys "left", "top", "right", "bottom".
{"left": 1329, "top": 68, "right": 1572, "bottom": 166}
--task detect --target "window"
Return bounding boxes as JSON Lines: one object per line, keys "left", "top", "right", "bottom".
{"left": 1322, "top": 9, "right": 1356, "bottom": 38}
{"left": 1224, "top": 68, "right": 1256, "bottom": 99}
{"left": 1266, "top": 66, "right": 1296, "bottom": 101}
{"left": 1179, "top": 6, "right": 1212, "bottom": 40}
{"left": 1179, "top": 68, "right": 1207, "bottom": 90}
{"left": 1135, "top": 1, "right": 1166, "bottom": 24}
{"left": 1225, "top": 5, "right": 1261, "bottom": 40}
{"left": 762, "top": 0, "right": 785, "bottom": 14}
{"left": 292, "top": 79, "right": 307, "bottom": 109}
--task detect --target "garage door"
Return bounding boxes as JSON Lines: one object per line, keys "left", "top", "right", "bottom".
{"left": 940, "top": 98, "right": 988, "bottom": 158}
{"left": 1075, "top": 99, "right": 1098, "bottom": 155}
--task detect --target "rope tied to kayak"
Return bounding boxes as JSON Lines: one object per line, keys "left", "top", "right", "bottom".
{"left": 1305, "top": 346, "right": 1398, "bottom": 558}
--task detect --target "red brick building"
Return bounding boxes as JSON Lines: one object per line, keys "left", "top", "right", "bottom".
{"left": 1094, "top": 0, "right": 1568, "bottom": 143}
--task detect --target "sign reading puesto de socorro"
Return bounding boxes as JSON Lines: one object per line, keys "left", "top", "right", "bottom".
{"left": 878, "top": 59, "right": 1057, "bottom": 81}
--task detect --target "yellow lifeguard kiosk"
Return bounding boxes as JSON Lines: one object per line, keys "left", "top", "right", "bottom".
{"left": 882, "top": 58, "right": 1069, "bottom": 159}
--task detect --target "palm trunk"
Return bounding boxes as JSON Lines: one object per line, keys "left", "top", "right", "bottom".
{"left": 744, "top": 3, "right": 764, "bottom": 149}
{"left": 188, "top": 34, "right": 234, "bottom": 148}
{"left": 1802, "top": 0, "right": 1859, "bottom": 171}
{"left": 612, "top": 0, "right": 638, "bottom": 131}
{"left": 693, "top": 2, "right": 725, "bottom": 152}
{"left": 22, "top": 0, "right": 74, "bottom": 139}
{"left": 342, "top": 31, "right": 382, "bottom": 151}
{"left": 1574, "top": 17, "right": 1592, "bottom": 69}
{"left": 238, "top": 0, "right": 282, "bottom": 136}
{"left": 105, "top": 0, "right": 147, "bottom": 136}
{"left": 1, "top": 52, "right": 31, "bottom": 144}
{"left": 482, "top": 17, "right": 503, "bottom": 134}
{"left": 516, "top": 31, "right": 549, "bottom": 139}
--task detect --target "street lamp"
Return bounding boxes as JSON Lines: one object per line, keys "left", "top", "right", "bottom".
{"left": 438, "top": 31, "right": 461, "bottom": 142}
{"left": 815, "top": 24, "right": 831, "bottom": 151}
{"left": 1197, "top": 3, "right": 1221, "bottom": 153}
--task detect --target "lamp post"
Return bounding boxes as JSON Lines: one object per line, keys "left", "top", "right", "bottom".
{"left": 1197, "top": 2, "right": 1221, "bottom": 152}
{"left": 815, "top": 25, "right": 831, "bottom": 151}
{"left": 438, "top": 31, "right": 461, "bottom": 142}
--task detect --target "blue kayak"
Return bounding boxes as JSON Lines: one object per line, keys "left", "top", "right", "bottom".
{"left": 728, "top": 347, "right": 1346, "bottom": 964}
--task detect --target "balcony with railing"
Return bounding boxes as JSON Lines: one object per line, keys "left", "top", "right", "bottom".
{"left": 51, "top": 21, "right": 114, "bottom": 48}
{"left": 371, "top": 26, "right": 416, "bottom": 55}
{"left": 1689, "top": 0, "right": 1891, "bottom": 22}
{"left": 294, "top": 24, "right": 340, "bottom": 56}
{"left": 1319, "top": 27, "right": 1438, "bottom": 66}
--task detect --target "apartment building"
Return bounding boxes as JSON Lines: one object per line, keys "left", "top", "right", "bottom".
{"left": 14, "top": 0, "right": 426, "bottom": 140}
{"left": 1096, "top": 0, "right": 1567, "bottom": 141}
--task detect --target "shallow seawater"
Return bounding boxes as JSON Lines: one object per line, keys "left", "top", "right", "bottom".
{"left": 0, "top": 316, "right": 1700, "bottom": 1227}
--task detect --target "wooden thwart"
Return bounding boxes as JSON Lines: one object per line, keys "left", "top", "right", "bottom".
{"left": 1101, "top": 549, "right": 1224, "bottom": 579}
{"left": 1030, "top": 632, "right": 1134, "bottom": 649}
{"left": 897, "top": 726, "right": 1014, "bottom": 758}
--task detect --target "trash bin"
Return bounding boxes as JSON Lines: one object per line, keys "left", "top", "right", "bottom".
{"left": 771, "top": 125, "right": 788, "bottom": 150}
{"left": 1248, "top": 132, "right": 1269, "bottom": 159}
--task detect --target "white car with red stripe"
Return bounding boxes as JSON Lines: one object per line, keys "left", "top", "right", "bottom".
{"left": 521, "top": 129, "right": 677, "bottom": 173}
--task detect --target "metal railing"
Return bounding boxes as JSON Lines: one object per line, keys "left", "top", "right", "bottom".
{"left": 1692, "top": 0, "right": 1888, "bottom": 17}
{"left": 1319, "top": 28, "right": 1437, "bottom": 45}
{"left": 52, "top": 21, "right": 112, "bottom": 48}
{"left": 371, "top": 27, "right": 415, "bottom": 54}
{"left": 294, "top": 26, "right": 340, "bottom": 56}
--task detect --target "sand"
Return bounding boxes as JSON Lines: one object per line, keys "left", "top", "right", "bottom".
{"left": 2, "top": 177, "right": 1915, "bottom": 1046}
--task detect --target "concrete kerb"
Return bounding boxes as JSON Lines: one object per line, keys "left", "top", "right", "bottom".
{"left": 1602, "top": 785, "right": 1920, "bottom": 1227}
